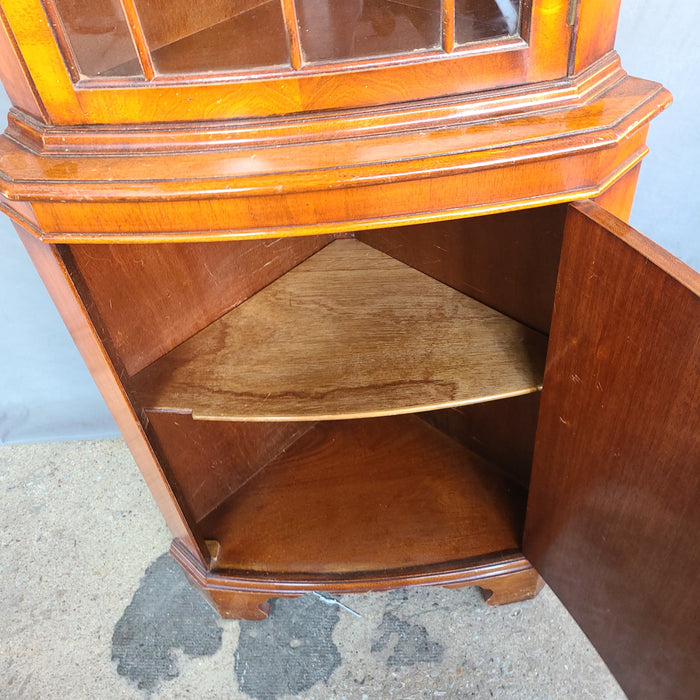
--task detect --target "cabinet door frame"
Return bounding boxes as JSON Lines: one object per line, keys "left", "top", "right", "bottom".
{"left": 0, "top": 0, "right": 574, "bottom": 125}
{"left": 525, "top": 200, "right": 700, "bottom": 700}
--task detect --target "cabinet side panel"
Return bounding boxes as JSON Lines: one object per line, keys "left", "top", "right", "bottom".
{"left": 13, "top": 224, "right": 207, "bottom": 563}
{"left": 525, "top": 201, "right": 700, "bottom": 700}
{"left": 145, "top": 412, "right": 314, "bottom": 522}
{"left": 571, "top": 0, "right": 620, "bottom": 74}
{"left": 66, "top": 235, "right": 334, "bottom": 376}
{"left": 0, "top": 6, "right": 45, "bottom": 119}
{"left": 592, "top": 162, "right": 641, "bottom": 223}
{"left": 357, "top": 206, "right": 566, "bottom": 334}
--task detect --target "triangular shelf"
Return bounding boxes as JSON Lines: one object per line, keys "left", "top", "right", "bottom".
{"left": 200, "top": 415, "right": 526, "bottom": 577}
{"left": 134, "top": 238, "right": 546, "bottom": 421}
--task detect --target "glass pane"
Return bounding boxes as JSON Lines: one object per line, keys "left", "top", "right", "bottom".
{"left": 47, "top": 0, "right": 143, "bottom": 78}
{"left": 455, "top": 0, "right": 521, "bottom": 45}
{"left": 297, "top": 0, "right": 442, "bottom": 64}
{"left": 137, "top": 0, "right": 291, "bottom": 75}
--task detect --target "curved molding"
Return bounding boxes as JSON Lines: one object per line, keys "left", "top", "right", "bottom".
{"left": 7, "top": 53, "right": 625, "bottom": 155}
{"left": 0, "top": 57, "right": 671, "bottom": 241}
{"left": 171, "top": 537, "right": 535, "bottom": 595}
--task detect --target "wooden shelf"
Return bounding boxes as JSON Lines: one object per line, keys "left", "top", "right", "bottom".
{"left": 133, "top": 239, "right": 547, "bottom": 421}
{"left": 200, "top": 414, "right": 526, "bottom": 578}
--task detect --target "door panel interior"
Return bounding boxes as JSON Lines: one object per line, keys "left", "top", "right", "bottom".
{"left": 525, "top": 200, "right": 700, "bottom": 700}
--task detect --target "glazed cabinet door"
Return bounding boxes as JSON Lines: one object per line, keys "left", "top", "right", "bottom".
{"left": 0, "top": 0, "right": 573, "bottom": 124}
{"left": 524, "top": 200, "right": 699, "bottom": 699}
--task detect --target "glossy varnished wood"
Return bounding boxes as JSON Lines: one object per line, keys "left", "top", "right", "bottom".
{"left": 0, "top": 0, "right": 84, "bottom": 122}
{"left": 0, "top": 5, "right": 44, "bottom": 118}
{"left": 280, "top": 0, "right": 302, "bottom": 70}
{"left": 570, "top": 0, "right": 620, "bottom": 75}
{"left": 13, "top": 224, "right": 208, "bottom": 565}
{"left": 3, "top": 51, "right": 626, "bottom": 155}
{"left": 445, "top": 566, "right": 544, "bottom": 606}
{"left": 119, "top": 0, "right": 155, "bottom": 79}
{"left": 592, "top": 161, "right": 640, "bottom": 223}
{"left": 525, "top": 201, "right": 700, "bottom": 700}
{"left": 172, "top": 538, "right": 540, "bottom": 619}
{"left": 442, "top": 0, "right": 455, "bottom": 53}
{"left": 0, "top": 67, "right": 669, "bottom": 242}
{"left": 0, "top": 56, "right": 645, "bottom": 191}
{"left": 201, "top": 415, "right": 527, "bottom": 576}
{"left": 0, "top": 0, "right": 570, "bottom": 124}
{"left": 134, "top": 239, "right": 547, "bottom": 421}
{"left": 1, "top": 8, "right": 691, "bottom": 687}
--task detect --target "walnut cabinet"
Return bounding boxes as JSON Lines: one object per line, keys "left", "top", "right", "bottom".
{"left": 0, "top": 1, "right": 697, "bottom": 698}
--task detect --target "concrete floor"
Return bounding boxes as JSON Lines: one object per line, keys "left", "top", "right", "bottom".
{"left": 0, "top": 439, "right": 626, "bottom": 699}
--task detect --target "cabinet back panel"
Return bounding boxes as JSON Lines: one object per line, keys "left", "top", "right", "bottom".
{"left": 64, "top": 235, "right": 333, "bottom": 376}
{"left": 146, "top": 411, "right": 314, "bottom": 522}
{"left": 357, "top": 205, "right": 566, "bottom": 334}
{"left": 420, "top": 393, "right": 540, "bottom": 489}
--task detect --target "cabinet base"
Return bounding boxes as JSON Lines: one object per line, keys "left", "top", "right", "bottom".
{"left": 171, "top": 540, "right": 543, "bottom": 620}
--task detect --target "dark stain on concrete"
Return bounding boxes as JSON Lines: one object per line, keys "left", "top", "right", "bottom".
{"left": 235, "top": 595, "right": 341, "bottom": 700}
{"left": 371, "top": 611, "right": 444, "bottom": 668}
{"left": 111, "top": 552, "right": 223, "bottom": 694}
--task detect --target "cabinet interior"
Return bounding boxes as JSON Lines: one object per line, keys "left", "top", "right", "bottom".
{"left": 60, "top": 204, "right": 565, "bottom": 579}
{"left": 46, "top": 0, "right": 524, "bottom": 78}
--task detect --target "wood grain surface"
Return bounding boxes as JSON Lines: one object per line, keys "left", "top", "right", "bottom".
{"left": 15, "top": 224, "right": 208, "bottom": 564}
{"left": 0, "top": 66, "right": 669, "bottom": 243}
{"left": 571, "top": 0, "right": 620, "bottom": 74}
{"left": 0, "top": 0, "right": 570, "bottom": 125}
{"left": 146, "top": 412, "right": 315, "bottom": 522}
{"left": 525, "top": 201, "right": 700, "bottom": 700}
{"left": 358, "top": 205, "right": 566, "bottom": 334}
{"left": 66, "top": 235, "right": 332, "bottom": 376}
{"left": 134, "top": 239, "right": 547, "bottom": 421}
{"left": 201, "top": 414, "right": 526, "bottom": 576}
{"left": 0, "top": 4, "right": 45, "bottom": 118}
{"left": 421, "top": 392, "right": 540, "bottom": 488}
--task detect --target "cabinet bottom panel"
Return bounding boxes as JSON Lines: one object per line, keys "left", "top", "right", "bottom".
{"left": 194, "top": 414, "right": 527, "bottom": 580}
{"left": 171, "top": 540, "right": 542, "bottom": 620}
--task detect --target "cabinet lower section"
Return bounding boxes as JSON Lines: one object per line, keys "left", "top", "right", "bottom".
{"left": 34, "top": 206, "right": 567, "bottom": 620}
{"left": 161, "top": 413, "right": 543, "bottom": 620}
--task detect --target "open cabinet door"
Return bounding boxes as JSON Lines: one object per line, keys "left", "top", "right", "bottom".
{"left": 524, "top": 201, "right": 699, "bottom": 700}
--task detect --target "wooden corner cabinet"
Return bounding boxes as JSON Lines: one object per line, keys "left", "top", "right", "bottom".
{"left": 0, "top": 1, "right": 697, "bottom": 698}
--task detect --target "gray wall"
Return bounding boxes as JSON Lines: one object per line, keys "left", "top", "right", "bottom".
{"left": 0, "top": 2, "right": 698, "bottom": 443}
{"left": 615, "top": 3, "right": 700, "bottom": 272}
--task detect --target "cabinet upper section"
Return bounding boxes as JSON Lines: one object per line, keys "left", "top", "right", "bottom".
{"left": 0, "top": 0, "right": 622, "bottom": 125}
{"left": 0, "top": 0, "right": 671, "bottom": 243}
